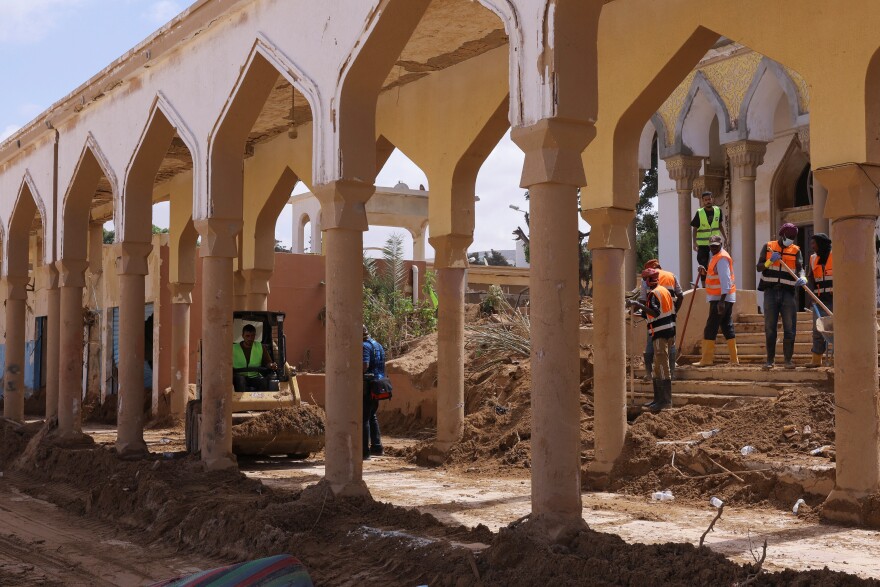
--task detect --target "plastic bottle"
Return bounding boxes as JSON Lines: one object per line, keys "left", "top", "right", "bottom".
{"left": 803, "top": 425, "right": 812, "bottom": 436}
{"left": 792, "top": 498, "right": 806, "bottom": 515}
{"left": 810, "top": 445, "right": 832, "bottom": 456}
{"left": 651, "top": 490, "right": 674, "bottom": 501}
{"left": 740, "top": 445, "right": 757, "bottom": 456}
{"left": 709, "top": 496, "right": 723, "bottom": 508}
{"left": 699, "top": 429, "right": 720, "bottom": 439}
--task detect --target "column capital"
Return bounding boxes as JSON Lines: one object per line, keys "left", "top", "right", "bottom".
{"left": 583, "top": 207, "right": 635, "bottom": 250}
{"left": 242, "top": 268, "right": 273, "bottom": 295}
{"left": 115, "top": 241, "right": 153, "bottom": 276}
{"left": 429, "top": 234, "right": 473, "bottom": 269}
{"left": 313, "top": 179, "right": 374, "bottom": 232}
{"left": 169, "top": 282, "right": 194, "bottom": 304}
{"left": 55, "top": 259, "right": 89, "bottom": 288}
{"left": 3, "top": 276, "right": 29, "bottom": 300}
{"left": 725, "top": 140, "right": 767, "bottom": 177}
{"left": 194, "top": 217, "right": 242, "bottom": 258}
{"left": 511, "top": 118, "right": 593, "bottom": 187}
{"left": 42, "top": 264, "right": 59, "bottom": 290}
{"left": 663, "top": 155, "right": 703, "bottom": 192}
{"left": 814, "top": 163, "right": 880, "bottom": 219}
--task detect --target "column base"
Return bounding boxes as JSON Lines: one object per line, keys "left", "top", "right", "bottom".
{"left": 821, "top": 488, "right": 880, "bottom": 527}
{"left": 521, "top": 513, "right": 589, "bottom": 544}
{"left": 52, "top": 430, "right": 95, "bottom": 448}
{"left": 116, "top": 441, "right": 150, "bottom": 460}
{"left": 202, "top": 455, "right": 238, "bottom": 472}
{"left": 329, "top": 479, "right": 371, "bottom": 498}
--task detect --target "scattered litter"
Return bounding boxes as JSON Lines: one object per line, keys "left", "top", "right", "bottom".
{"left": 803, "top": 425, "right": 812, "bottom": 436}
{"left": 159, "top": 438, "right": 172, "bottom": 445}
{"left": 709, "top": 496, "right": 724, "bottom": 508}
{"left": 740, "top": 445, "right": 758, "bottom": 456}
{"left": 163, "top": 452, "right": 175, "bottom": 459}
{"left": 810, "top": 445, "right": 833, "bottom": 457}
{"left": 651, "top": 490, "right": 674, "bottom": 501}
{"left": 698, "top": 429, "right": 720, "bottom": 439}
{"left": 782, "top": 424, "right": 798, "bottom": 440}
{"left": 793, "top": 498, "right": 806, "bottom": 515}
{"left": 494, "top": 406, "right": 509, "bottom": 415}
{"left": 656, "top": 440, "right": 697, "bottom": 446}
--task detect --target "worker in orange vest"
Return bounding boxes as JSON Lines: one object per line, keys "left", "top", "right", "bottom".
{"left": 695, "top": 235, "right": 738, "bottom": 366}
{"left": 638, "top": 260, "right": 683, "bottom": 381}
{"left": 806, "top": 233, "right": 833, "bottom": 367}
{"left": 757, "top": 223, "right": 806, "bottom": 369}
{"left": 627, "top": 268, "right": 676, "bottom": 411}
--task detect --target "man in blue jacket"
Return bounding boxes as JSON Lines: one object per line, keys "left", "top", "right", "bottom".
{"left": 362, "top": 325, "right": 386, "bottom": 459}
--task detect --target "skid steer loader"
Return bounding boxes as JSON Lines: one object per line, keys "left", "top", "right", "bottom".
{"left": 185, "top": 311, "right": 325, "bottom": 459}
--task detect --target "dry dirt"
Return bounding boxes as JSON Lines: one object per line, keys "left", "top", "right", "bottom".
{"left": 1, "top": 419, "right": 875, "bottom": 586}
{"left": 232, "top": 404, "right": 326, "bottom": 439}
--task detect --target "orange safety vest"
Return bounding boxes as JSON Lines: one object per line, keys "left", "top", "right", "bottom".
{"left": 760, "top": 240, "right": 799, "bottom": 287}
{"left": 657, "top": 270, "right": 676, "bottom": 288}
{"left": 810, "top": 252, "right": 833, "bottom": 296}
{"left": 647, "top": 285, "right": 676, "bottom": 337}
{"left": 706, "top": 249, "right": 736, "bottom": 296}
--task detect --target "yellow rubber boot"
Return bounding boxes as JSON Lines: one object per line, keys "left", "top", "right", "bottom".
{"left": 727, "top": 340, "right": 739, "bottom": 365}
{"left": 695, "top": 340, "right": 715, "bottom": 367}
{"left": 807, "top": 352, "right": 823, "bottom": 368}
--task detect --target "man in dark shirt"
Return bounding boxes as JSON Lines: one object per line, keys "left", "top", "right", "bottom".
{"left": 691, "top": 191, "right": 728, "bottom": 286}
{"left": 362, "top": 326, "right": 386, "bottom": 459}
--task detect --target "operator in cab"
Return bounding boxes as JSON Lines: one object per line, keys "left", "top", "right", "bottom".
{"left": 232, "top": 324, "right": 278, "bottom": 392}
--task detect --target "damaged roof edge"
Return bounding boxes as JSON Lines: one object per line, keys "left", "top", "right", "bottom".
{"left": 0, "top": 0, "right": 250, "bottom": 162}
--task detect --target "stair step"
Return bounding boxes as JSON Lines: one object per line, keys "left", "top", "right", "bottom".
{"left": 681, "top": 354, "right": 830, "bottom": 364}
{"left": 713, "top": 332, "right": 812, "bottom": 344}
{"left": 628, "top": 392, "right": 772, "bottom": 408}
{"left": 737, "top": 313, "right": 813, "bottom": 323}
{"left": 636, "top": 366, "right": 830, "bottom": 383}
{"left": 732, "top": 323, "right": 813, "bottom": 333}
{"left": 632, "top": 380, "right": 780, "bottom": 397}
{"left": 706, "top": 342, "right": 815, "bottom": 355}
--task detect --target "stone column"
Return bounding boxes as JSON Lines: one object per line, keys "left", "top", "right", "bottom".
{"left": 412, "top": 221, "right": 429, "bottom": 262}
{"left": 314, "top": 179, "right": 374, "bottom": 497}
{"left": 814, "top": 164, "right": 880, "bottom": 525}
{"left": 511, "top": 119, "right": 591, "bottom": 538}
{"left": 45, "top": 265, "right": 61, "bottom": 419}
{"left": 233, "top": 270, "right": 247, "bottom": 311}
{"left": 115, "top": 242, "right": 152, "bottom": 458}
{"left": 624, "top": 170, "right": 646, "bottom": 290}
{"left": 194, "top": 218, "right": 241, "bottom": 471}
{"left": 169, "top": 283, "right": 193, "bottom": 418}
{"left": 56, "top": 259, "right": 89, "bottom": 439}
{"left": 664, "top": 155, "right": 703, "bottom": 281}
{"left": 812, "top": 177, "right": 830, "bottom": 235}
{"left": 243, "top": 269, "right": 272, "bottom": 311}
{"left": 584, "top": 208, "right": 634, "bottom": 475}
{"left": 429, "top": 234, "right": 471, "bottom": 453}
{"left": 726, "top": 141, "right": 767, "bottom": 290}
{"left": 3, "top": 276, "right": 29, "bottom": 422}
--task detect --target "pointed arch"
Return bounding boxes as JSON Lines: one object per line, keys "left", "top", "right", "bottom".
{"left": 673, "top": 72, "right": 736, "bottom": 155}
{"left": 476, "top": 0, "right": 523, "bottom": 126}
{"left": 205, "top": 34, "right": 321, "bottom": 220}
{"left": 252, "top": 167, "right": 299, "bottom": 271}
{"left": 61, "top": 133, "right": 118, "bottom": 261}
{"left": 122, "top": 92, "right": 199, "bottom": 243}
{"left": 7, "top": 172, "right": 46, "bottom": 278}
{"left": 740, "top": 57, "right": 806, "bottom": 141}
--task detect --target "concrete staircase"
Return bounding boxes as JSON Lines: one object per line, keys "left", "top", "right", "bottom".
{"left": 630, "top": 311, "right": 833, "bottom": 408}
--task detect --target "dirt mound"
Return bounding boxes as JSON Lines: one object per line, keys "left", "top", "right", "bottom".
{"left": 0, "top": 419, "right": 871, "bottom": 586}
{"left": 597, "top": 387, "right": 836, "bottom": 509}
{"left": 232, "top": 404, "right": 326, "bottom": 439}
{"left": 387, "top": 332, "right": 439, "bottom": 390}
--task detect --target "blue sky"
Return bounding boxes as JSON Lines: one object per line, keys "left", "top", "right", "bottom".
{"left": 0, "top": 0, "right": 588, "bottom": 259}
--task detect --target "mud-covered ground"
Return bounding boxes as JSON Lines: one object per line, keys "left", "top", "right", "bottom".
{"left": 0, "top": 418, "right": 876, "bottom": 586}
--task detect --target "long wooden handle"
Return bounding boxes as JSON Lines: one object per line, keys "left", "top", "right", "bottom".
{"left": 779, "top": 262, "right": 833, "bottom": 317}
{"left": 674, "top": 267, "right": 703, "bottom": 363}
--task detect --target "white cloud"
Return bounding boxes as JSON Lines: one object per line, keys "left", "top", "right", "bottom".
{"left": 144, "top": 0, "right": 184, "bottom": 25}
{"left": 0, "top": 0, "right": 87, "bottom": 44}
{"left": 0, "top": 124, "right": 21, "bottom": 142}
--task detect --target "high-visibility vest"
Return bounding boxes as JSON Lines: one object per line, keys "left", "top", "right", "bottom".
{"left": 706, "top": 249, "right": 736, "bottom": 296}
{"left": 760, "top": 240, "right": 799, "bottom": 287}
{"left": 657, "top": 270, "right": 676, "bottom": 289}
{"left": 647, "top": 285, "right": 676, "bottom": 336}
{"left": 810, "top": 252, "right": 833, "bottom": 296}
{"left": 695, "top": 206, "right": 722, "bottom": 246}
{"left": 232, "top": 342, "right": 263, "bottom": 378}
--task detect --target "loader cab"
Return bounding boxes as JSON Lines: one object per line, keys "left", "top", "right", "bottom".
{"left": 231, "top": 311, "right": 289, "bottom": 391}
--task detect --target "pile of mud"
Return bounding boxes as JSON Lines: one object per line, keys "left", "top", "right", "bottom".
{"left": 0, "top": 419, "right": 871, "bottom": 586}
{"left": 232, "top": 404, "right": 326, "bottom": 439}
{"left": 595, "top": 387, "right": 836, "bottom": 509}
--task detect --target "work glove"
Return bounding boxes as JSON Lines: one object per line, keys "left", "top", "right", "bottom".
{"left": 697, "top": 265, "right": 707, "bottom": 277}
{"left": 716, "top": 300, "right": 726, "bottom": 316}
{"left": 795, "top": 276, "right": 807, "bottom": 287}
{"left": 769, "top": 251, "right": 782, "bottom": 262}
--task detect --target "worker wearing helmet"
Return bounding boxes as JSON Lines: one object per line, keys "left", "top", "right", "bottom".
{"left": 757, "top": 223, "right": 806, "bottom": 369}
{"left": 638, "top": 259, "right": 683, "bottom": 380}
{"left": 806, "top": 233, "right": 833, "bottom": 368}
{"left": 627, "top": 268, "right": 676, "bottom": 411}
{"left": 695, "top": 235, "right": 738, "bottom": 367}
{"left": 691, "top": 191, "right": 728, "bottom": 287}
